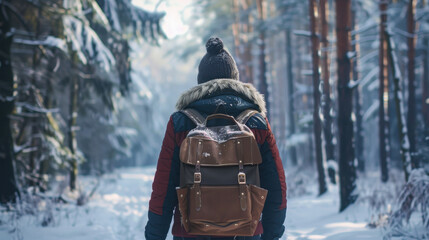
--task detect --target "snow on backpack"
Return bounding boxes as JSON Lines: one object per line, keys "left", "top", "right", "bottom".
{"left": 176, "top": 108, "right": 268, "bottom": 236}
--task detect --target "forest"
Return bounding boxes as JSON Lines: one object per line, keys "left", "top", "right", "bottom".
{"left": 0, "top": 0, "right": 428, "bottom": 239}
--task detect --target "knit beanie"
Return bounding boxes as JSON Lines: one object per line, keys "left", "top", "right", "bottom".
{"left": 197, "top": 37, "right": 239, "bottom": 84}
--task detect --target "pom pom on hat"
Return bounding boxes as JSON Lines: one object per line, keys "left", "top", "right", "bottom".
{"left": 197, "top": 37, "right": 239, "bottom": 84}
{"left": 205, "top": 37, "right": 224, "bottom": 55}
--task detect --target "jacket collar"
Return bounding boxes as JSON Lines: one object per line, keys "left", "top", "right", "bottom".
{"left": 175, "top": 78, "right": 266, "bottom": 117}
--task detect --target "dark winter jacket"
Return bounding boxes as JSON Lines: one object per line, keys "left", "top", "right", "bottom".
{"left": 145, "top": 79, "right": 287, "bottom": 240}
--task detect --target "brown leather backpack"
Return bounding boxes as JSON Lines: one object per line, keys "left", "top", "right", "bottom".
{"left": 176, "top": 108, "right": 267, "bottom": 237}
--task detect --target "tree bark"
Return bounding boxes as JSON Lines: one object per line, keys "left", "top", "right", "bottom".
{"left": 309, "top": 0, "right": 327, "bottom": 195}
{"left": 0, "top": 4, "right": 19, "bottom": 203}
{"left": 256, "top": 0, "right": 270, "bottom": 118}
{"left": 379, "top": 0, "right": 389, "bottom": 182}
{"left": 29, "top": 4, "right": 42, "bottom": 189}
{"left": 424, "top": 0, "right": 429, "bottom": 132}
{"left": 423, "top": 38, "right": 429, "bottom": 130}
{"left": 335, "top": 0, "right": 357, "bottom": 212}
{"left": 385, "top": 31, "right": 412, "bottom": 182}
{"left": 232, "top": 0, "right": 246, "bottom": 83}
{"left": 39, "top": 48, "right": 57, "bottom": 192}
{"left": 407, "top": 0, "right": 418, "bottom": 168}
{"left": 244, "top": 0, "right": 254, "bottom": 84}
{"left": 351, "top": 3, "right": 365, "bottom": 173}
{"left": 285, "top": 30, "right": 298, "bottom": 166}
{"left": 320, "top": 0, "right": 336, "bottom": 183}
{"left": 239, "top": 0, "right": 254, "bottom": 84}
{"left": 69, "top": 76, "right": 79, "bottom": 191}
{"left": 118, "top": 40, "right": 131, "bottom": 95}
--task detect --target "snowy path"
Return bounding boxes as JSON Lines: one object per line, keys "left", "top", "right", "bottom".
{"left": 0, "top": 167, "right": 382, "bottom": 240}
{"left": 285, "top": 187, "right": 381, "bottom": 240}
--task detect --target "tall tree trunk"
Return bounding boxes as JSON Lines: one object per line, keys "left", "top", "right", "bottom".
{"left": 309, "top": 0, "right": 327, "bottom": 195}
{"left": 351, "top": 3, "right": 365, "bottom": 172}
{"left": 0, "top": 5, "right": 19, "bottom": 203}
{"left": 118, "top": 40, "right": 131, "bottom": 95}
{"left": 285, "top": 30, "right": 298, "bottom": 166}
{"left": 423, "top": 38, "right": 429, "bottom": 131}
{"left": 244, "top": 0, "right": 254, "bottom": 84}
{"left": 385, "top": 31, "right": 412, "bottom": 181}
{"left": 256, "top": 0, "right": 270, "bottom": 118}
{"left": 232, "top": 0, "right": 246, "bottom": 83}
{"left": 276, "top": 36, "right": 287, "bottom": 160}
{"left": 407, "top": 0, "right": 418, "bottom": 168}
{"left": 335, "top": 0, "right": 357, "bottom": 212}
{"left": 39, "top": 48, "right": 57, "bottom": 192}
{"left": 29, "top": 4, "right": 42, "bottom": 188}
{"left": 424, "top": 1, "right": 429, "bottom": 132}
{"left": 239, "top": 0, "right": 254, "bottom": 84}
{"left": 320, "top": 0, "right": 336, "bottom": 183}
{"left": 379, "top": 0, "right": 389, "bottom": 182}
{"left": 69, "top": 77, "right": 79, "bottom": 191}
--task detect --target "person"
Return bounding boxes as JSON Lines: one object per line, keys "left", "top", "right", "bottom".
{"left": 145, "top": 37, "right": 287, "bottom": 240}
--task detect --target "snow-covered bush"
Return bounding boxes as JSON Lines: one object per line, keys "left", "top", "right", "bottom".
{"left": 385, "top": 169, "right": 429, "bottom": 239}
{"left": 286, "top": 167, "right": 314, "bottom": 197}
{"left": 355, "top": 172, "right": 402, "bottom": 229}
{"left": 1, "top": 190, "right": 58, "bottom": 240}
{"left": 0, "top": 175, "right": 102, "bottom": 240}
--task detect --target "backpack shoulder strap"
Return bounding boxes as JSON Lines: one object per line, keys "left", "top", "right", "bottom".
{"left": 236, "top": 109, "right": 259, "bottom": 124}
{"left": 180, "top": 108, "right": 205, "bottom": 126}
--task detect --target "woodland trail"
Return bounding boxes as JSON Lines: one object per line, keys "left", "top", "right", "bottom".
{"left": 1, "top": 167, "right": 382, "bottom": 240}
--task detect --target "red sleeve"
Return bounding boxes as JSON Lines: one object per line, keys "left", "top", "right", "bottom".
{"left": 251, "top": 119, "right": 287, "bottom": 209}
{"left": 149, "top": 116, "right": 176, "bottom": 215}
{"left": 252, "top": 118, "right": 287, "bottom": 239}
{"left": 265, "top": 119, "right": 287, "bottom": 209}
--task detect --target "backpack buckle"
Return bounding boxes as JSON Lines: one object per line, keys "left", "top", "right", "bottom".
{"left": 194, "top": 172, "right": 202, "bottom": 183}
{"left": 238, "top": 172, "right": 246, "bottom": 184}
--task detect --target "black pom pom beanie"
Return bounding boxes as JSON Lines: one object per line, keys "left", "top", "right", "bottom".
{"left": 197, "top": 37, "right": 239, "bottom": 84}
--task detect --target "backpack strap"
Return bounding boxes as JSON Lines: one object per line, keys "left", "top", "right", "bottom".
{"left": 236, "top": 109, "right": 259, "bottom": 124}
{"left": 180, "top": 108, "right": 205, "bottom": 126}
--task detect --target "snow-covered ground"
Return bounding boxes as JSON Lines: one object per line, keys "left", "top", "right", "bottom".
{"left": 0, "top": 167, "right": 388, "bottom": 240}
{"left": 286, "top": 188, "right": 381, "bottom": 239}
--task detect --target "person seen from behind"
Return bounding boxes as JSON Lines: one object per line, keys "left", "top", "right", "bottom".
{"left": 145, "top": 37, "right": 287, "bottom": 240}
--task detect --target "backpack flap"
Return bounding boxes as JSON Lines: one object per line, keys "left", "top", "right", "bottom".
{"left": 179, "top": 136, "right": 262, "bottom": 166}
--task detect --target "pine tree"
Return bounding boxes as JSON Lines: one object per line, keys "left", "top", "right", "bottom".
{"left": 335, "top": 0, "right": 358, "bottom": 212}
{"left": 406, "top": 0, "right": 418, "bottom": 168}
{"left": 378, "top": 0, "right": 390, "bottom": 182}
{"left": 285, "top": 30, "right": 298, "bottom": 166}
{"left": 256, "top": 0, "right": 270, "bottom": 118}
{"left": 320, "top": 0, "right": 336, "bottom": 183}
{"left": 309, "top": 0, "right": 327, "bottom": 195}
{"left": 351, "top": 2, "right": 365, "bottom": 172}
{"left": 423, "top": 37, "right": 429, "bottom": 131}
{"left": 385, "top": 30, "right": 412, "bottom": 181}
{"left": 0, "top": 1, "right": 19, "bottom": 203}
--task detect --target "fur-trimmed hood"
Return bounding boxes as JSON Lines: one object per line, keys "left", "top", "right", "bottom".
{"left": 175, "top": 79, "right": 266, "bottom": 117}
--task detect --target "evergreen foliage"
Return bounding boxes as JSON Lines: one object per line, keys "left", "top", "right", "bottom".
{"left": 0, "top": 0, "right": 165, "bottom": 199}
